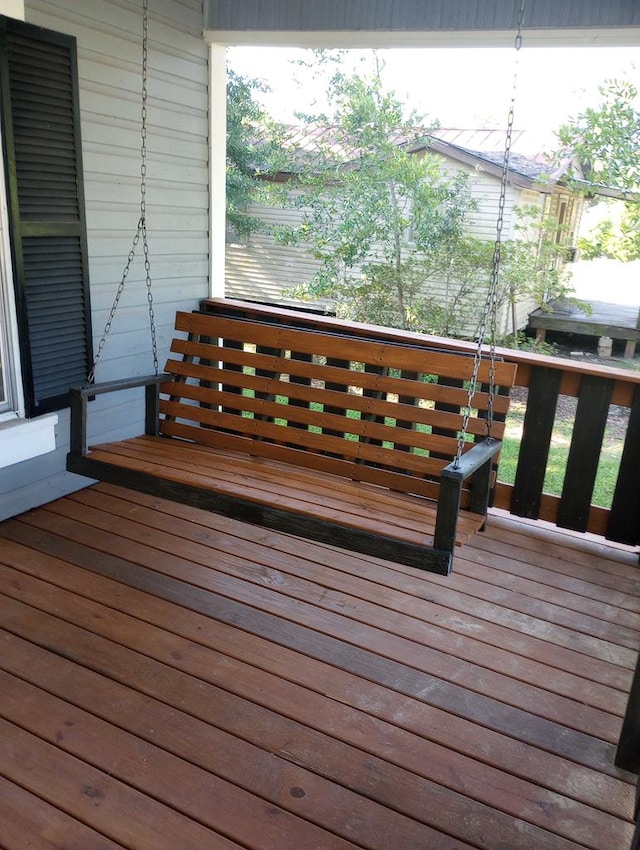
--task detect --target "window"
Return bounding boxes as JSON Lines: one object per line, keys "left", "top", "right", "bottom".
{"left": 0, "top": 318, "right": 10, "bottom": 412}
{"left": 555, "top": 197, "right": 575, "bottom": 245}
{"left": 0, "top": 279, "right": 15, "bottom": 414}
{"left": 0, "top": 16, "right": 92, "bottom": 419}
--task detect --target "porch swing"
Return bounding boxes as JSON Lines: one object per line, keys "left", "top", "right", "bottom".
{"left": 67, "top": 0, "right": 523, "bottom": 575}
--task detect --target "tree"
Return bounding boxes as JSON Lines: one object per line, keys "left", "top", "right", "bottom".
{"left": 617, "top": 204, "right": 640, "bottom": 261}
{"left": 275, "top": 68, "right": 481, "bottom": 334}
{"left": 495, "top": 207, "right": 580, "bottom": 340}
{"left": 555, "top": 79, "right": 640, "bottom": 193}
{"left": 555, "top": 78, "right": 640, "bottom": 262}
{"left": 577, "top": 203, "right": 640, "bottom": 263}
{"left": 226, "top": 69, "right": 286, "bottom": 238}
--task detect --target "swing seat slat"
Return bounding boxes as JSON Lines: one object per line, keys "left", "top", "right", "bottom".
{"left": 67, "top": 309, "right": 517, "bottom": 574}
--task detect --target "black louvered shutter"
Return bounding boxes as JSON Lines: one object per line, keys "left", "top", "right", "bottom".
{"left": 0, "top": 17, "right": 92, "bottom": 417}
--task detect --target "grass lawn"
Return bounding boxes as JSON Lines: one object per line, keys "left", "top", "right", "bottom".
{"left": 497, "top": 390, "right": 626, "bottom": 509}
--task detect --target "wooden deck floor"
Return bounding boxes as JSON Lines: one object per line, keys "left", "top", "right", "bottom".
{"left": 529, "top": 299, "right": 640, "bottom": 351}
{"left": 0, "top": 482, "right": 638, "bottom": 850}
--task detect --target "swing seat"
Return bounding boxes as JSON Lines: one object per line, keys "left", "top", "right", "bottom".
{"left": 67, "top": 308, "right": 516, "bottom": 575}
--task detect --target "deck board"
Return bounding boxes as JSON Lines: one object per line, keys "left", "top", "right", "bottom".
{"left": 22, "top": 491, "right": 636, "bottom": 692}
{"left": 1, "top": 511, "right": 625, "bottom": 742}
{"left": 0, "top": 773, "right": 127, "bottom": 850}
{"left": 529, "top": 299, "right": 640, "bottom": 342}
{"left": 0, "top": 482, "right": 637, "bottom": 850}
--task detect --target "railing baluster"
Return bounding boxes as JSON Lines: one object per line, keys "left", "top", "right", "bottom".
{"left": 431, "top": 376, "right": 463, "bottom": 464}
{"left": 512, "top": 366, "right": 562, "bottom": 519}
{"left": 287, "top": 349, "right": 313, "bottom": 431}
{"left": 394, "top": 369, "right": 418, "bottom": 466}
{"left": 221, "top": 335, "right": 244, "bottom": 416}
{"left": 608, "top": 384, "right": 640, "bottom": 546}
{"left": 324, "top": 357, "right": 349, "bottom": 452}
{"left": 558, "top": 375, "right": 614, "bottom": 532}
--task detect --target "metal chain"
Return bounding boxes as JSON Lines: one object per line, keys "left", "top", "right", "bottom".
{"left": 140, "top": 0, "right": 158, "bottom": 375}
{"left": 453, "top": 0, "right": 525, "bottom": 468}
{"left": 87, "top": 0, "right": 158, "bottom": 384}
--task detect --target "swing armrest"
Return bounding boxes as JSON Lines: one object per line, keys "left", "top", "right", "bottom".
{"left": 441, "top": 436, "right": 503, "bottom": 515}
{"left": 69, "top": 373, "right": 168, "bottom": 457}
{"left": 440, "top": 437, "right": 503, "bottom": 482}
{"left": 434, "top": 438, "right": 502, "bottom": 561}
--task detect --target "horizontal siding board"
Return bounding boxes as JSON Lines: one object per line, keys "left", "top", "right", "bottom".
{"left": 83, "top": 178, "right": 208, "bottom": 209}
{"left": 81, "top": 148, "right": 207, "bottom": 185}
{"left": 81, "top": 120, "right": 207, "bottom": 163}
{"left": 30, "top": 2, "right": 206, "bottom": 54}
{"left": 79, "top": 57, "right": 208, "bottom": 107}
{"left": 87, "top": 233, "right": 207, "bottom": 258}
{"left": 89, "top": 255, "right": 208, "bottom": 286}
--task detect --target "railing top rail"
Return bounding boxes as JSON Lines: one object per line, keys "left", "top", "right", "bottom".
{"left": 203, "top": 299, "right": 640, "bottom": 392}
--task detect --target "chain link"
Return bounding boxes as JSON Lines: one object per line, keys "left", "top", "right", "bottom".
{"left": 87, "top": 0, "right": 158, "bottom": 384}
{"left": 140, "top": 0, "right": 158, "bottom": 375}
{"left": 453, "top": 0, "right": 525, "bottom": 468}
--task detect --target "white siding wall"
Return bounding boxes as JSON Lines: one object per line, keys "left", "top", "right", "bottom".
{"left": 225, "top": 198, "right": 327, "bottom": 310}
{"left": 437, "top": 157, "right": 522, "bottom": 241}
{"left": 225, "top": 154, "right": 530, "bottom": 336}
{"left": 1, "top": 0, "right": 210, "bottom": 520}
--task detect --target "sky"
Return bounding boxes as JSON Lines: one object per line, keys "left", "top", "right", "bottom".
{"left": 228, "top": 45, "right": 639, "bottom": 144}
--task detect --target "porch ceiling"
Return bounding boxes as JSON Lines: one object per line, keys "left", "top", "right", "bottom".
{"left": 204, "top": 0, "right": 640, "bottom": 46}
{"left": 0, "top": 483, "right": 638, "bottom": 849}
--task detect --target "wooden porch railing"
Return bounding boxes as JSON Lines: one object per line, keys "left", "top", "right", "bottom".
{"left": 202, "top": 298, "right": 640, "bottom": 551}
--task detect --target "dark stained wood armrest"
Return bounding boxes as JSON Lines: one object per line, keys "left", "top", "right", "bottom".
{"left": 440, "top": 437, "right": 503, "bottom": 482}
{"left": 434, "top": 437, "right": 503, "bottom": 566}
{"left": 69, "top": 374, "right": 168, "bottom": 457}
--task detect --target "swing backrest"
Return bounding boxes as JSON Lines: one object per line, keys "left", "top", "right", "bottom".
{"left": 159, "top": 311, "right": 516, "bottom": 504}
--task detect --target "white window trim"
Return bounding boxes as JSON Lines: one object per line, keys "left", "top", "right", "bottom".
{"left": 0, "top": 121, "right": 24, "bottom": 418}
{"left": 0, "top": 412, "right": 58, "bottom": 468}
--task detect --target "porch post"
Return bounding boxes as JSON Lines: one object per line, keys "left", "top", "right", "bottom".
{"left": 615, "top": 648, "right": 640, "bottom": 774}
{"left": 208, "top": 41, "right": 227, "bottom": 297}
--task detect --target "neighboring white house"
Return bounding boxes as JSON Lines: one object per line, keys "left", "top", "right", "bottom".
{"left": 225, "top": 126, "right": 586, "bottom": 335}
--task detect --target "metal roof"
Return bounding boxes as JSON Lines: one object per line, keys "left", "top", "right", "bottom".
{"left": 273, "top": 124, "right": 566, "bottom": 188}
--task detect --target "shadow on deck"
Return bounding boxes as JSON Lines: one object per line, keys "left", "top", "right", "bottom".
{"left": 0, "top": 483, "right": 638, "bottom": 849}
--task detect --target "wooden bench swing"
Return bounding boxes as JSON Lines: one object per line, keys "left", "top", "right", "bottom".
{"left": 67, "top": 0, "right": 519, "bottom": 574}
{"left": 68, "top": 302, "right": 516, "bottom": 574}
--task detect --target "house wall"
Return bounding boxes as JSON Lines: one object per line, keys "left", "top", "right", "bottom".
{"left": 437, "top": 156, "right": 521, "bottom": 241}
{"left": 505, "top": 186, "right": 544, "bottom": 334}
{"left": 225, "top": 193, "right": 327, "bottom": 311}
{"left": 0, "top": 0, "right": 209, "bottom": 520}
{"left": 224, "top": 153, "right": 531, "bottom": 337}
